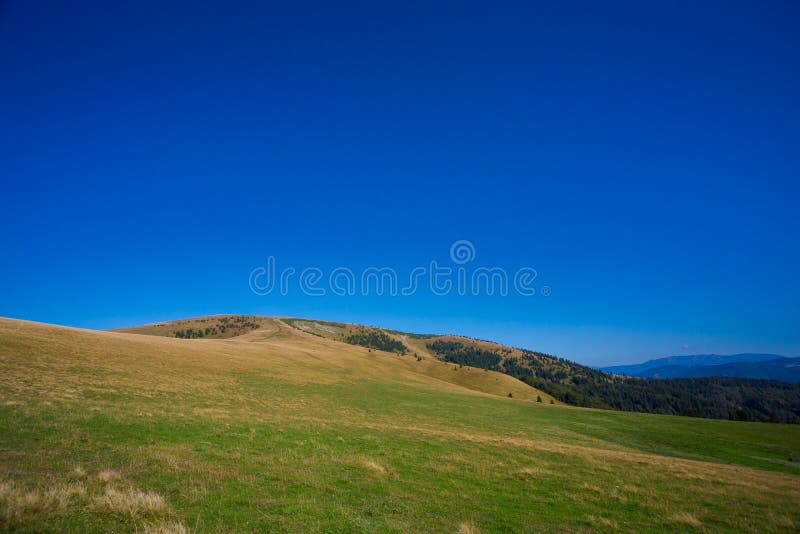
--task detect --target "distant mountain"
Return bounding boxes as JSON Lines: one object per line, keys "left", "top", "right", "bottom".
{"left": 602, "top": 354, "right": 800, "bottom": 384}
{"left": 602, "top": 353, "right": 785, "bottom": 375}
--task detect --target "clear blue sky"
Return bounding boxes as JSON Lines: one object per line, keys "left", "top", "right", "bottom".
{"left": 2, "top": 1, "right": 798, "bottom": 366}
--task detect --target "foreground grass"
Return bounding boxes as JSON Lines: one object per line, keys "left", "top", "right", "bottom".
{"left": 1, "top": 318, "right": 799, "bottom": 532}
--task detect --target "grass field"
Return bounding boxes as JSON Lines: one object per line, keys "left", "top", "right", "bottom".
{"left": 1, "top": 316, "right": 799, "bottom": 532}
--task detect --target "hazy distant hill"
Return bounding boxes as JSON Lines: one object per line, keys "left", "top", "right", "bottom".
{"left": 602, "top": 353, "right": 786, "bottom": 377}
{"left": 601, "top": 354, "right": 800, "bottom": 383}
{"left": 612, "top": 357, "right": 800, "bottom": 383}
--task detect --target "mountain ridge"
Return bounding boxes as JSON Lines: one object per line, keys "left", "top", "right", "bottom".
{"left": 601, "top": 353, "right": 800, "bottom": 384}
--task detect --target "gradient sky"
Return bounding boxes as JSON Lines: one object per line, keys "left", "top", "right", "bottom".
{"left": 2, "top": 1, "right": 798, "bottom": 366}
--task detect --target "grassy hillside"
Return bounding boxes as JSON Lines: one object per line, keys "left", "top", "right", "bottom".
{"left": 115, "top": 316, "right": 551, "bottom": 403}
{"left": 1, "top": 317, "right": 799, "bottom": 532}
{"left": 282, "top": 318, "right": 411, "bottom": 354}
{"left": 113, "top": 316, "right": 800, "bottom": 422}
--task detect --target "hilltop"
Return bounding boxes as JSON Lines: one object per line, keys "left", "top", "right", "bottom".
{"left": 113, "top": 315, "right": 554, "bottom": 403}
{"left": 111, "top": 314, "right": 270, "bottom": 339}
{"left": 1, "top": 315, "right": 800, "bottom": 531}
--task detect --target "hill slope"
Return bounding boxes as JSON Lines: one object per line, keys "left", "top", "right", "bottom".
{"left": 114, "top": 316, "right": 555, "bottom": 403}
{"left": 2, "top": 316, "right": 799, "bottom": 532}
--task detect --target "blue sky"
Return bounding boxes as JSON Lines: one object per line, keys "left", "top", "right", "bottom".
{"left": 1, "top": 1, "right": 798, "bottom": 366}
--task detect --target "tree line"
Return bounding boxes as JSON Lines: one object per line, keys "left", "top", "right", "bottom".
{"left": 427, "top": 340, "right": 800, "bottom": 423}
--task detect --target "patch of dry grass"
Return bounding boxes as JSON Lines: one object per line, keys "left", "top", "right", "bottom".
{"left": 71, "top": 466, "right": 87, "bottom": 479}
{"left": 458, "top": 522, "right": 480, "bottom": 534}
{"left": 514, "top": 466, "right": 550, "bottom": 480}
{"left": 97, "top": 468, "right": 121, "bottom": 483}
{"left": 671, "top": 511, "right": 702, "bottom": 528}
{"left": 0, "top": 480, "right": 86, "bottom": 528}
{"left": 94, "top": 487, "right": 167, "bottom": 518}
{"left": 587, "top": 514, "right": 619, "bottom": 529}
{"left": 140, "top": 520, "right": 189, "bottom": 534}
{"left": 770, "top": 512, "right": 795, "bottom": 530}
{"left": 361, "top": 458, "right": 388, "bottom": 476}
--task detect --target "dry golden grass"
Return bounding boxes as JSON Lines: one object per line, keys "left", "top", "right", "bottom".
{"left": 94, "top": 487, "right": 167, "bottom": 518}
{"left": 457, "top": 522, "right": 480, "bottom": 534}
{"left": 0, "top": 480, "right": 86, "bottom": 526}
{"left": 360, "top": 458, "right": 388, "bottom": 476}
{"left": 0, "top": 468, "right": 171, "bottom": 530}
{"left": 97, "top": 469, "right": 121, "bottom": 483}
{"left": 72, "top": 466, "right": 87, "bottom": 479}
{"left": 514, "top": 466, "right": 550, "bottom": 480}
{"left": 587, "top": 514, "right": 619, "bottom": 529}
{"left": 0, "top": 317, "right": 553, "bottom": 410}
{"left": 671, "top": 511, "right": 703, "bottom": 528}
{"left": 118, "top": 316, "right": 558, "bottom": 403}
{"left": 140, "top": 521, "right": 189, "bottom": 534}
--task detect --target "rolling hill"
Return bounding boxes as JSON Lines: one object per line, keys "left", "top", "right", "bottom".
{"left": 115, "top": 316, "right": 800, "bottom": 423}
{"left": 112, "top": 315, "right": 554, "bottom": 403}
{"left": 2, "top": 315, "right": 799, "bottom": 532}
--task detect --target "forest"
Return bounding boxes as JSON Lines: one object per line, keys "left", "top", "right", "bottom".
{"left": 427, "top": 340, "right": 800, "bottom": 423}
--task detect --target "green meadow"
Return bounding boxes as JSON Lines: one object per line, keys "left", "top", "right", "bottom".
{"left": 1, "top": 317, "right": 798, "bottom": 532}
